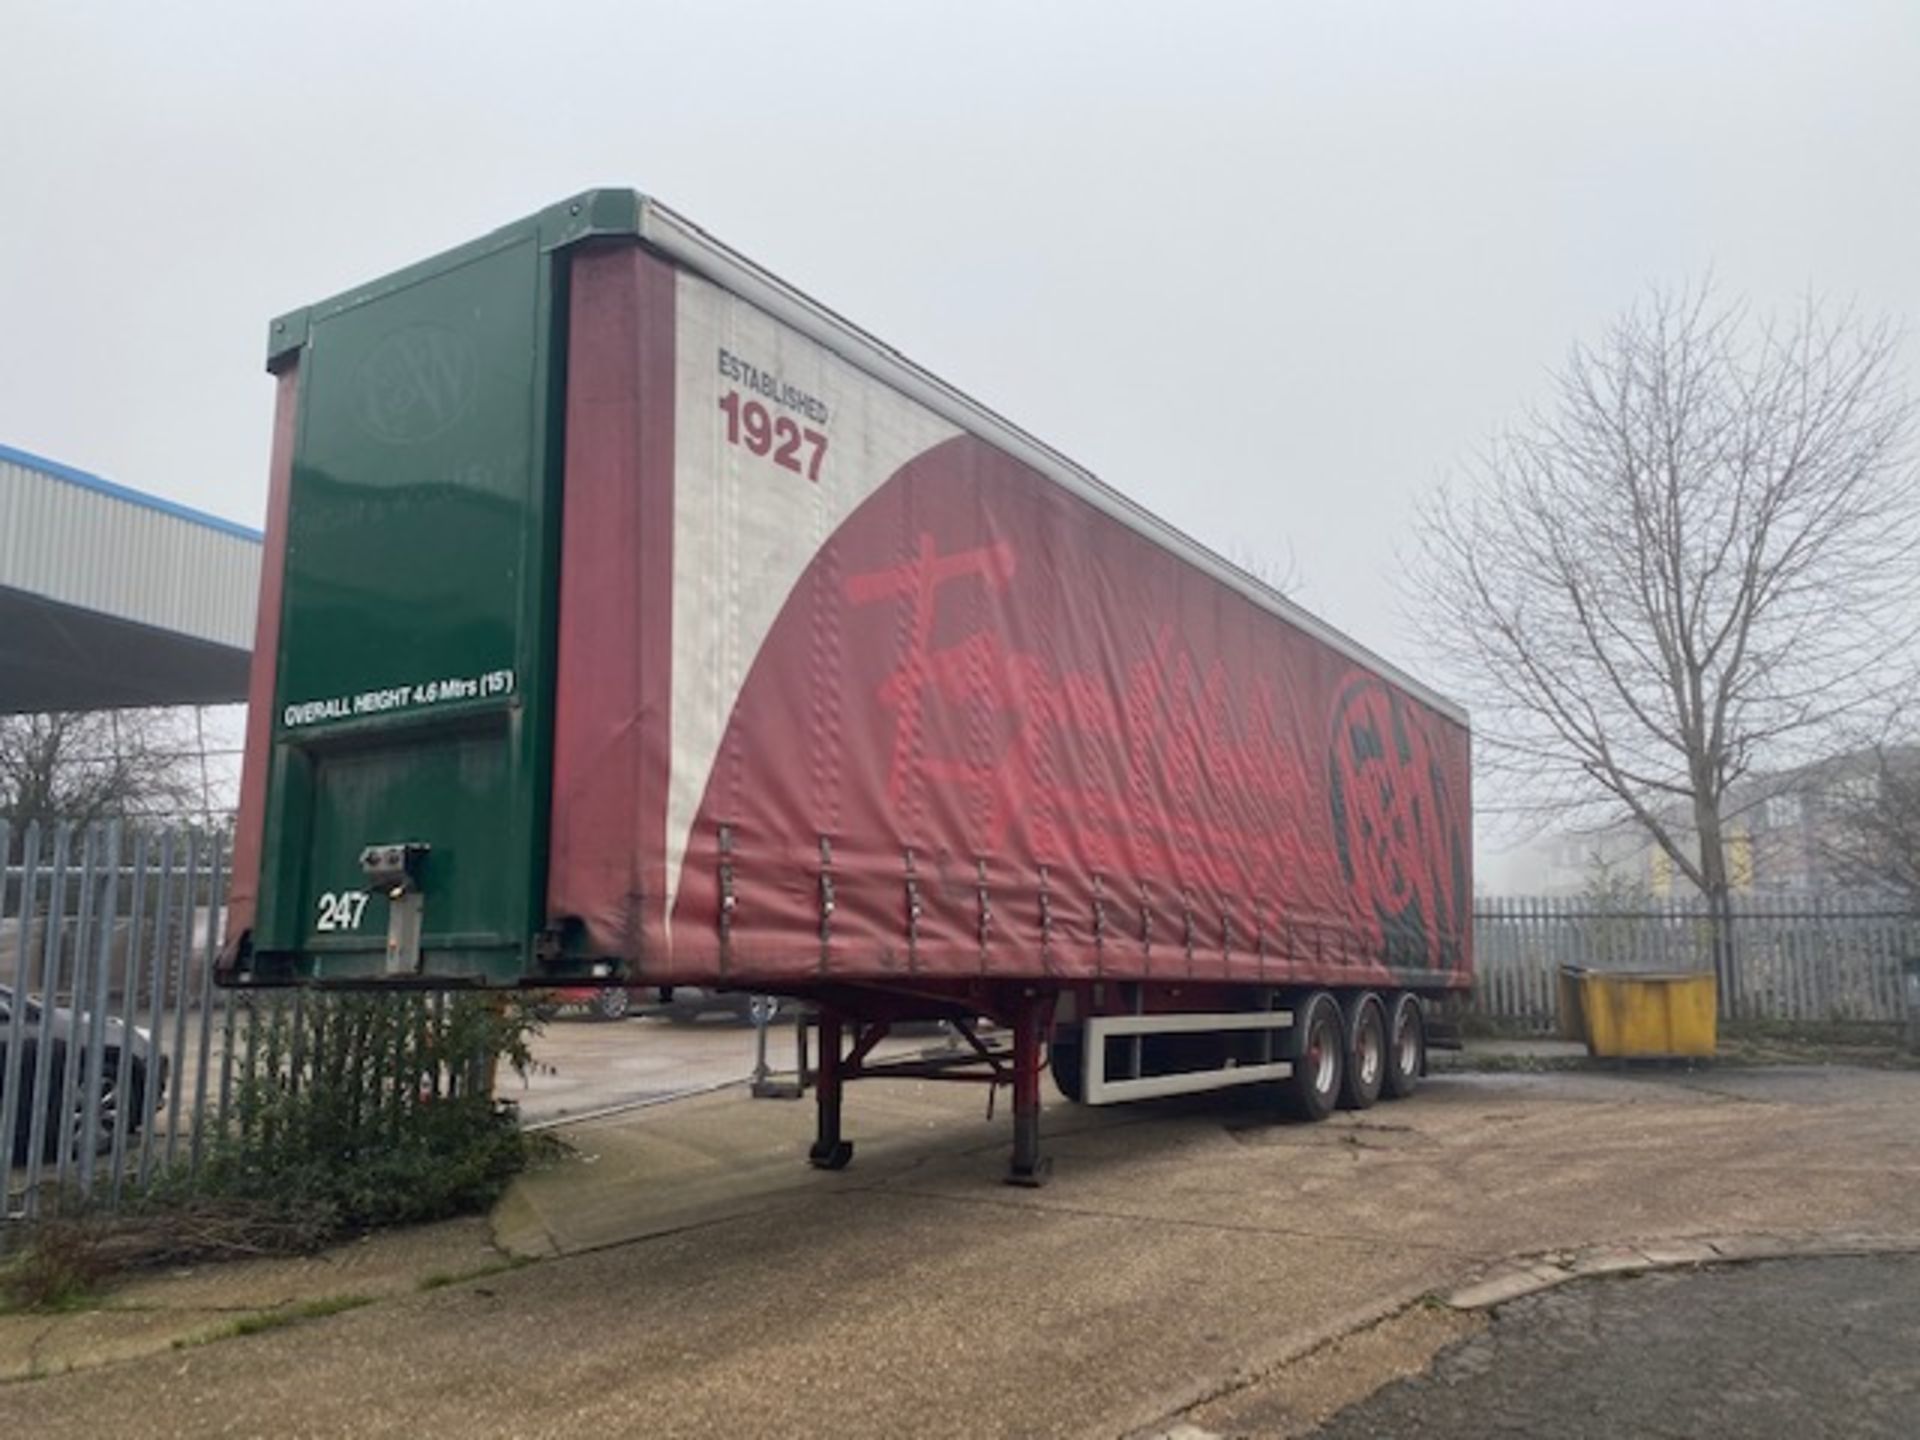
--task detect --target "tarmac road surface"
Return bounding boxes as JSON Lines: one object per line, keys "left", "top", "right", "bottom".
{"left": 1310, "top": 1254, "right": 1920, "bottom": 1440}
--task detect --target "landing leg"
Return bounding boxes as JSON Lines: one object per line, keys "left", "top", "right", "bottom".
{"left": 808, "top": 1010, "right": 853, "bottom": 1170}
{"left": 1006, "top": 996, "right": 1052, "bottom": 1187}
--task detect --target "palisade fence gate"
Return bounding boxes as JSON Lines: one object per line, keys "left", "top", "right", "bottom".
{"left": 1474, "top": 895, "right": 1920, "bottom": 1032}
{"left": 1, "top": 820, "right": 490, "bottom": 1233}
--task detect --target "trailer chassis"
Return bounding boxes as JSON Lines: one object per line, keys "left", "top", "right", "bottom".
{"left": 794, "top": 980, "right": 1425, "bottom": 1187}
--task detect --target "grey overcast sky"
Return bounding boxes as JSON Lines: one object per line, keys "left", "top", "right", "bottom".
{"left": 3, "top": 1, "right": 1916, "bottom": 689}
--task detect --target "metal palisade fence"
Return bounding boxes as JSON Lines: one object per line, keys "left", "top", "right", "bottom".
{"left": 1474, "top": 894, "right": 1920, "bottom": 1031}
{"left": 1, "top": 820, "right": 494, "bottom": 1231}
{"left": 2, "top": 820, "right": 234, "bottom": 1224}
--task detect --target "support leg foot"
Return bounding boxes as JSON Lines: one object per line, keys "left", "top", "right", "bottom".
{"left": 809, "top": 1139, "right": 854, "bottom": 1170}
{"left": 1005, "top": 1156, "right": 1052, "bottom": 1188}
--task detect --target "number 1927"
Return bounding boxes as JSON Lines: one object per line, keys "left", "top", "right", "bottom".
{"left": 718, "top": 391, "right": 827, "bottom": 481}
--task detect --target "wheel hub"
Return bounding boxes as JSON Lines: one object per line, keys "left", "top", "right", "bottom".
{"left": 1358, "top": 1023, "right": 1382, "bottom": 1087}
{"left": 1396, "top": 1018, "right": 1419, "bottom": 1075}
{"left": 1309, "top": 1021, "right": 1338, "bottom": 1094}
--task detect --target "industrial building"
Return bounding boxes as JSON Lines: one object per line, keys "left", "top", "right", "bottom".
{"left": 0, "top": 443, "right": 260, "bottom": 713}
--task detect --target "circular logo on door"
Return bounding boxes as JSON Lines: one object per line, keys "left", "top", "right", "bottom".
{"left": 354, "top": 324, "right": 477, "bottom": 444}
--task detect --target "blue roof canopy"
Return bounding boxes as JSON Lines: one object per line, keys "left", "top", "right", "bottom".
{"left": 0, "top": 444, "right": 261, "bottom": 712}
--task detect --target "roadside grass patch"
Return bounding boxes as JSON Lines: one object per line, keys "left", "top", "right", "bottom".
{"left": 174, "top": 1293, "right": 374, "bottom": 1349}
{"left": 0, "top": 1217, "right": 111, "bottom": 1313}
{"left": 1718, "top": 1018, "right": 1918, "bottom": 1069}
{"left": 418, "top": 1254, "right": 534, "bottom": 1292}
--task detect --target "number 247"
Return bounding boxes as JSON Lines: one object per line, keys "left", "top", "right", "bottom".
{"left": 315, "top": 891, "right": 369, "bottom": 932}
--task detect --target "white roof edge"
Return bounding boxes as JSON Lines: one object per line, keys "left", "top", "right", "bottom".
{"left": 636, "top": 199, "right": 1468, "bottom": 728}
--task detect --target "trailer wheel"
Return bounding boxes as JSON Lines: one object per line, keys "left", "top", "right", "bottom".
{"left": 1049, "top": 1024, "right": 1086, "bottom": 1104}
{"left": 1279, "top": 990, "right": 1343, "bottom": 1122}
{"left": 1382, "top": 993, "right": 1424, "bottom": 1100}
{"left": 589, "top": 986, "right": 632, "bottom": 1022}
{"left": 1339, "top": 993, "right": 1386, "bottom": 1110}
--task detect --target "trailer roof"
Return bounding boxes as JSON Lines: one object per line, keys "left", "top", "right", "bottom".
{"left": 269, "top": 190, "right": 1467, "bottom": 727}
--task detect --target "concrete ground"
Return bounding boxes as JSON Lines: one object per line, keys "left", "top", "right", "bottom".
{"left": 512, "top": 1011, "right": 764, "bottom": 1124}
{"left": 9, "top": 1059, "right": 1920, "bottom": 1438}
{"left": 513, "top": 1010, "right": 950, "bottom": 1125}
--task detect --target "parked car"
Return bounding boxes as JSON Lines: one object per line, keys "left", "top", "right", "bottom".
{"left": 537, "top": 985, "right": 641, "bottom": 1023}
{"left": 0, "top": 986, "right": 168, "bottom": 1165}
{"left": 538, "top": 985, "right": 783, "bottom": 1026}
{"left": 649, "top": 988, "right": 784, "bottom": 1026}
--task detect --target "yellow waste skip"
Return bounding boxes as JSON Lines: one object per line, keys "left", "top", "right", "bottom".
{"left": 1558, "top": 966, "right": 1718, "bottom": 1059}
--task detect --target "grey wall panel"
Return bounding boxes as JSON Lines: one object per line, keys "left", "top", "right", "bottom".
{"left": 0, "top": 450, "right": 261, "bottom": 652}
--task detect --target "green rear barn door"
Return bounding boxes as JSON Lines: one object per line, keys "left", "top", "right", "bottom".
{"left": 254, "top": 232, "right": 558, "bottom": 984}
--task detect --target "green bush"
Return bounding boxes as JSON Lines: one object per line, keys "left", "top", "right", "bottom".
{"left": 1, "top": 994, "right": 551, "bottom": 1299}
{"left": 169, "top": 991, "right": 547, "bottom": 1238}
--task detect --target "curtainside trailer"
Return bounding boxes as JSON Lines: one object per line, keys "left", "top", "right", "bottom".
{"left": 222, "top": 190, "right": 1472, "bottom": 1184}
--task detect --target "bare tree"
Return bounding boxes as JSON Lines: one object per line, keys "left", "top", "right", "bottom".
{"left": 1408, "top": 286, "right": 1920, "bottom": 981}
{"left": 1819, "top": 743, "right": 1920, "bottom": 913}
{"left": 0, "top": 710, "right": 206, "bottom": 852}
{"left": 1228, "top": 541, "right": 1302, "bottom": 600}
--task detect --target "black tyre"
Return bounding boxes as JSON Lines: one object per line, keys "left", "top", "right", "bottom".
{"left": 9, "top": 1064, "right": 41, "bottom": 1166}
{"left": 1050, "top": 1023, "right": 1086, "bottom": 1103}
{"left": 1339, "top": 993, "right": 1387, "bottom": 1111}
{"left": 1382, "top": 993, "right": 1425, "bottom": 1100}
{"left": 1279, "top": 990, "right": 1343, "bottom": 1122}
{"left": 123, "top": 1058, "right": 151, "bottom": 1137}
{"left": 589, "top": 987, "right": 632, "bottom": 1022}
{"left": 39, "top": 1057, "right": 129, "bottom": 1163}
{"left": 95, "top": 1055, "right": 148, "bottom": 1154}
